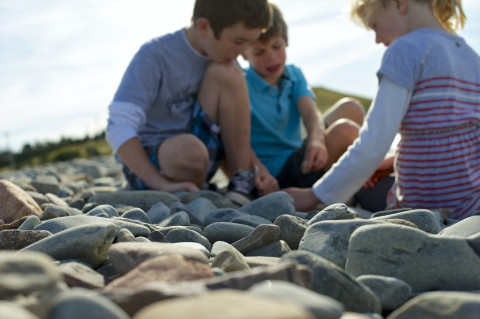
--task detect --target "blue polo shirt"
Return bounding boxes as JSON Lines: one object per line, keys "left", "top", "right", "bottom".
{"left": 245, "top": 64, "right": 316, "bottom": 177}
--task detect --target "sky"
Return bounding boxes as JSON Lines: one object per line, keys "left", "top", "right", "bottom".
{"left": 1, "top": 0, "right": 479, "bottom": 152}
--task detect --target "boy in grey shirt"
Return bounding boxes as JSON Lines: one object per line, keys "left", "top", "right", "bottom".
{"left": 106, "top": 0, "right": 274, "bottom": 205}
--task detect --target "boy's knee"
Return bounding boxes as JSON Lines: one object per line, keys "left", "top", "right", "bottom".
{"left": 329, "top": 119, "right": 360, "bottom": 140}
{"left": 204, "top": 62, "right": 244, "bottom": 87}
{"left": 160, "top": 134, "right": 209, "bottom": 172}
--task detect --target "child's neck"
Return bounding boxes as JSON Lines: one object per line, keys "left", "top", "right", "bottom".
{"left": 185, "top": 26, "right": 207, "bottom": 56}
{"left": 406, "top": 1, "right": 447, "bottom": 34}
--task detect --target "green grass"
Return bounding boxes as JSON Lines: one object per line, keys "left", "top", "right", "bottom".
{"left": 313, "top": 87, "right": 372, "bottom": 113}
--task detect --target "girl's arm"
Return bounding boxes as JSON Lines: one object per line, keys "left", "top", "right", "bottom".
{"left": 311, "top": 77, "right": 412, "bottom": 205}
{"left": 297, "top": 96, "right": 328, "bottom": 172}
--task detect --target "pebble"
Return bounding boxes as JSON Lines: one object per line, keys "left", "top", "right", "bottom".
{"left": 0, "top": 156, "right": 478, "bottom": 318}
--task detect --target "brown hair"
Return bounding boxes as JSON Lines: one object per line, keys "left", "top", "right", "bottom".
{"left": 257, "top": 3, "right": 288, "bottom": 44}
{"left": 192, "top": 0, "right": 272, "bottom": 39}
{"left": 350, "top": 0, "right": 466, "bottom": 33}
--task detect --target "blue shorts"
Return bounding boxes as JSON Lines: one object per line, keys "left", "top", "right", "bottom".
{"left": 122, "top": 100, "right": 224, "bottom": 190}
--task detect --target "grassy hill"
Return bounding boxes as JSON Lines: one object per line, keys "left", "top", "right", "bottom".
{"left": 0, "top": 87, "right": 371, "bottom": 172}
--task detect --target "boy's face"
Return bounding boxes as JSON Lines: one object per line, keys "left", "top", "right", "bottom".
{"left": 202, "top": 22, "right": 263, "bottom": 63}
{"left": 244, "top": 35, "right": 287, "bottom": 85}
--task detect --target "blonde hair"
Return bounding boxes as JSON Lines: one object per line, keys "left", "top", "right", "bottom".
{"left": 192, "top": 0, "right": 272, "bottom": 39}
{"left": 350, "top": 0, "right": 466, "bottom": 33}
{"left": 258, "top": 3, "right": 288, "bottom": 44}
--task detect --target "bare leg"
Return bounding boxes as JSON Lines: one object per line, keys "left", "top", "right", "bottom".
{"left": 323, "top": 119, "right": 360, "bottom": 171}
{"left": 197, "top": 62, "right": 251, "bottom": 176}
{"left": 324, "top": 97, "right": 365, "bottom": 128}
{"left": 157, "top": 134, "right": 209, "bottom": 189}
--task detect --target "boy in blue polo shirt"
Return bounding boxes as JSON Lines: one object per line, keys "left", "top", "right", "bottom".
{"left": 245, "top": 3, "right": 365, "bottom": 193}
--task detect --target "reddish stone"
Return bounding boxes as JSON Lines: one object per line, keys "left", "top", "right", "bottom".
{"left": 0, "top": 180, "right": 42, "bottom": 224}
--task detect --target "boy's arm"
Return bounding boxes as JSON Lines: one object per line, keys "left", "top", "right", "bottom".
{"left": 297, "top": 96, "right": 328, "bottom": 172}
{"left": 117, "top": 137, "right": 199, "bottom": 193}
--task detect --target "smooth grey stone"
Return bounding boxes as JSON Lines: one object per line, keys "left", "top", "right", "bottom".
{"left": 18, "top": 215, "right": 42, "bottom": 230}
{"left": 357, "top": 275, "right": 412, "bottom": 311}
{"left": 299, "top": 219, "right": 384, "bottom": 268}
{"left": 31, "top": 175, "right": 60, "bottom": 194}
{"left": 274, "top": 214, "right": 309, "bottom": 250}
{"left": 387, "top": 291, "right": 480, "bottom": 319}
{"left": 238, "top": 191, "right": 295, "bottom": 221}
{"left": 203, "top": 222, "right": 255, "bottom": 244}
{"left": 146, "top": 202, "right": 171, "bottom": 224}
{"left": 346, "top": 223, "right": 480, "bottom": 292}
{"left": 47, "top": 288, "right": 129, "bottom": 319}
{"left": 171, "top": 242, "right": 210, "bottom": 259}
{"left": 164, "top": 228, "right": 212, "bottom": 251}
{"left": 85, "top": 204, "right": 119, "bottom": 218}
{"left": 204, "top": 208, "right": 245, "bottom": 225}
{"left": 27, "top": 191, "right": 50, "bottom": 207}
{"left": 122, "top": 208, "right": 151, "bottom": 224}
{"left": 245, "top": 240, "right": 292, "bottom": 257}
{"left": 81, "top": 164, "right": 103, "bottom": 178}
{"left": 0, "top": 301, "right": 39, "bottom": 319}
{"left": 39, "top": 204, "right": 80, "bottom": 221}
{"left": 210, "top": 246, "right": 250, "bottom": 272}
{"left": 135, "top": 236, "right": 151, "bottom": 243}
{"left": 33, "top": 215, "right": 151, "bottom": 237}
{"left": 179, "top": 190, "right": 238, "bottom": 209}
{"left": 244, "top": 256, "right": 282, "bottom": 268}
{"left": 22, "top": 222, "right": 116, "bottom": 268}
{"left": 116, "top": 228, "right": 136, "bottom": 243}
{"left": 88, "top": 190, "right": 179, "bottom": 211}
{"left": 210, "top": 241, "right": 236, "bottom": 259}
{"left": 231, "top": 214, "right": 272, "bottom": 227}
{"left": 0, "top": 251, "right": 61, "bottom": 299}
{"left": 108, "top": 242, "right": 209, "bottom": 275}
{"left": 185, "top": 197, "right": 218, "bottom": 226}
{"left": 308, "top": 203, "right": 356, "bottom": 224}
{"left": 282, "top": 250, "right": 381, "bottom": 314}
{"left": 371, "top": 208, "right": 412, "bottom": 218}
{"left": 232, "top": 224, "right": 280, "bottom": 254}
{"left": 58, "top": 261, "right": 105, "bottom": 289}
{"left": 203, "top": 260, "right": 308, "bottom": 291}
{"left": 92, "top": 176, "right": 116, "bottom": 187}
{"left": 249, "top": 280, "right": 344, "bottom": 319}
{"left": 439, "top": 215, "right": 480, "bottom": 237}
{"left": 157, "top": 226, "right": 203, "bottom": 237}
{"left": 158, "top": 211, "right": 191, "bottom": 227}
{"left": 44, "top": 193, "right": 69, "bottom": 207}
{"left": 372, "top": 209, "right": 443, "bottom": 234}
{"left": 148, "top": 230, "right": 166, "bottom": 242}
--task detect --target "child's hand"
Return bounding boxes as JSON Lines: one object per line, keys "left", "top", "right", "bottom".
{"left": 283, "top": 187, "right": 322, "bottom": 212}
{"left": 364, "top": 156, "right": 394, "bottom": 189}
{"left": 254, "top": 171, "right": 279, "bottom": 196}
{"left": 303, "top": 138, "right": 328, "bottom": 173}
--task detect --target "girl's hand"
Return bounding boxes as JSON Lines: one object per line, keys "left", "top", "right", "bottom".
{"left": 283, "top": 187, "right": 322, "bottom": 212}
{"left": 364, "top": 156, "right": 394, "bottom": 189}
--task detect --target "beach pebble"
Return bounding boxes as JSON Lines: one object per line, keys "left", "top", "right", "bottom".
{"left": 0, "top": 179, "right": 42, "bottom": 224}
{"left": 346, "top": 223, "right": 480, "bottom": 292}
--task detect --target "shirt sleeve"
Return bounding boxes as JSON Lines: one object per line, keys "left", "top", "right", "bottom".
{"left": 289, "top": 65, "right": 316, "bottom": 102}
{"left": 312, "top": 76, "right": 412, "bottom": 204}
{"left": 105, "top": 45, "right": 163, "bottom": 153}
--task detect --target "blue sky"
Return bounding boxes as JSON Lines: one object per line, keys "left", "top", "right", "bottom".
{"left": 1, "top": 0, "right": 479, "bottom": 152}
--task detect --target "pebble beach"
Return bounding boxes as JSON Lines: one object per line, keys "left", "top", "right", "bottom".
{"left": 1, "top": 156, "right": 479, "bottom": 319}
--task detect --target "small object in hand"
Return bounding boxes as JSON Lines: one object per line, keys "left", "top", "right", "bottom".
{"left": 301, "top": 160, "right": 309, "bottom": 174}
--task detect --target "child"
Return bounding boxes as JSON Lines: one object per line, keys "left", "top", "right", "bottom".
{"left": 106, "top": 0, "right": 271, "bottom": 204}
{"left": 285, "top": 0, "right": 480, "bottom": 220}
{"left": 243, "top": 3, "right": 365, "bottom": 196}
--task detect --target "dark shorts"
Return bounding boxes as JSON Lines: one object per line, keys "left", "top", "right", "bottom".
{"left": 122, "top": 100, "right": 224, "bottom": 190}
{"left": 276, "top": 141, "right": 326, "bottom": 189}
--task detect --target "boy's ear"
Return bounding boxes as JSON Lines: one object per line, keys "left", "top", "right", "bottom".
{"left": 195, "top": 17, "right": 210, "bottom": 37}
